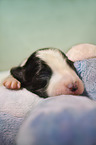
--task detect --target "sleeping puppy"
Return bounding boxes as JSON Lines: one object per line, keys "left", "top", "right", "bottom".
{"left": 3, "top": 48, "right": 84, "bottom": 98}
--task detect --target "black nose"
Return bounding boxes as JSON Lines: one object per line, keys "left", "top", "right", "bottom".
{"left": 68, "top": 83, "right": 78, "bottom": 92}
{"left": 71, "top": 86, "right": 78, "bottom": 92}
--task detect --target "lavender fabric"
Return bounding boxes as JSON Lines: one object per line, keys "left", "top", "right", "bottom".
{"left": 0, "top": 113, "right": 23, "bottom": 145}
{"left": 17, "top": 95, "right": 96, "bottom": 145}
{"left": 74, "top": 58, "right": 96, "bottom": 100}
{"left": 0, "top": 58, "right": 96, "bottom": 145}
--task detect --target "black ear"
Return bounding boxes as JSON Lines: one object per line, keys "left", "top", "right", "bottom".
{"left": 10, "top": 66, "right": 26, "bottom": 83}
{"left": 66, "top": 58, "right": 76, "bottom": 70}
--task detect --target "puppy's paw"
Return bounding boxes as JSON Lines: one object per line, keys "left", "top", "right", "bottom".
{"left": 3, "top": 75, "right": 21, "bottom": 90}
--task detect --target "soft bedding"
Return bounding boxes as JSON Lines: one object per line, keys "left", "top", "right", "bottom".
{"left": 0, "top": 58, "right": 96, "bottom": 145}
{"left": 74, "top": 58, "right": 96, "bottom": 100}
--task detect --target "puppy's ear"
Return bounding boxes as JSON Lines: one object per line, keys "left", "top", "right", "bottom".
{"left": 66, "top": 58, "right": 75, "bottom": 70}
{"left": 10, "top": 67, "right": 26, "bottom": 83}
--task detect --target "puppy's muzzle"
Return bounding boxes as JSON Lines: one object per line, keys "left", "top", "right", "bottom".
{"left": 67, "top": 82, "right": 78, "bottom": 92}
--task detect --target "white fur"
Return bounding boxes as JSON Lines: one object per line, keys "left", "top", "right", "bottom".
{"left": 37, "top": 49, "right": 84, "bottom": 96}
{"left": 37, "top": 49, "right": 67, "bottom": 72}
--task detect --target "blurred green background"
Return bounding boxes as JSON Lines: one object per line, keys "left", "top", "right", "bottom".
{"left": 0, "top": 0, "right": 96, "bottom": 71}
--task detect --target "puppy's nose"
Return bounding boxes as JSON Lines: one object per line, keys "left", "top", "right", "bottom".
{"left": 68, "top": 82, "right": 78, "bottom": 92}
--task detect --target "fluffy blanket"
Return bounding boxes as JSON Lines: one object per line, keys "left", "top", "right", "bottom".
{"left": 0, "top": 58, "right": 96, "bottom": 145}
{"left": 74, "top": 58, "right": 96, "bottom": 100}
{"left": 17, "top": 95, "right": 96, "bottom": 145}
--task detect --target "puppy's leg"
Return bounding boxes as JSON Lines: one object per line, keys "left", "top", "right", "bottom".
{"left": 3, "top": 75, "right": 21, "bottom": 90}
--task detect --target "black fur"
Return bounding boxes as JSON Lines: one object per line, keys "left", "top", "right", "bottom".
{"left": 60, "top": 50, "right": 75, "bottom": 70}
{"left": 11, "top": 51, "right": 52, "bottom": 98}
{"left": 10, "top": 48, "right": 74, "bottom": 98}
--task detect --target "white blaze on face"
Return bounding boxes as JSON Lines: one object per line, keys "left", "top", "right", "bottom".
{"left": 36, "top": 49, "right": 84, "bottom": 97}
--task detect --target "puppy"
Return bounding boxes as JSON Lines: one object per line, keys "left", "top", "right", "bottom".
{"left": 3, "top": 48, "right": 84, "bottom": 98}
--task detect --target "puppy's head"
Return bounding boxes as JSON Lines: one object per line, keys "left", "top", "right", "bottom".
{"left": 11, "top": 48, "right": 84, "bottom": 98}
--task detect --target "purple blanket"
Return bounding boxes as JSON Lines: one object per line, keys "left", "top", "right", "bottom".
{"left": 74, "top": 58, "right": 96, "bottom": 100}
{"left": 0, "top": 58, "right": 96, "bottom": 145}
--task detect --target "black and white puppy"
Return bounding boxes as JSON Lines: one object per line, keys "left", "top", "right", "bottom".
{"left": 4, "top": 48, "right": 84, "bottom": 98}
